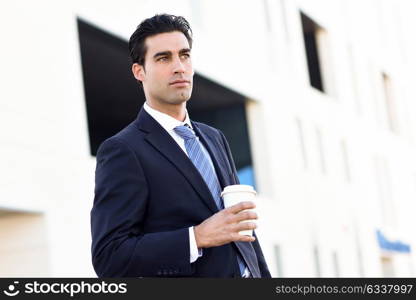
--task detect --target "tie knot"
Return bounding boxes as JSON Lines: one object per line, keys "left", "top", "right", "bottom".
{"left": 174, "top": 125, "right": 196, "bottom": 140}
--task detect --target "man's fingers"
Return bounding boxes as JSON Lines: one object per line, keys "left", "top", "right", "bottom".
{"left": 233, "top": 210, "right": 258, "bottom": 223}
{"left": 229, "top": 231, "right": 256, "bottom": 242}
{"left": 227, "top": 201, "right": 256, "bottom": 214}
{"left": 235, "top": 221, "right": 257, "bottom": 231}
{"left": 228, "top": 221, "right": 256, "bottom": 237}
{"left": 236, "top": 234, "right": 256, "bottom": 243}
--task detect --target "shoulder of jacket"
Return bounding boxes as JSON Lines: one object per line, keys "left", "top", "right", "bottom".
{"left": 98, "top": 122, "right": 145, "bottom": 152}
{"left": 193, "top": 121, "right": 221, "bottom": 136}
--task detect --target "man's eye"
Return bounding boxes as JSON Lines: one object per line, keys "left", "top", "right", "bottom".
{"left": 181, "top": 53, "right": 190, "bottom": 59}
{"left": 157, "top": 57, "right": 168, "bottom": 61}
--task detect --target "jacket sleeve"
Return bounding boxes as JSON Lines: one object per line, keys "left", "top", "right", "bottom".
{"left": 218, "top": 130, "right": 272, "bottom": 278}
{"left": 91, "top": 137, "right": 193, "bottom": 277}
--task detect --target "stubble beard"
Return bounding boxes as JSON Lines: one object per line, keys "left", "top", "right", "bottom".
{"left": 146, "top": 82, "right": 193, "bottom": 107}
{"left": 166, "top": 85, "right": 193, "bottom": 105}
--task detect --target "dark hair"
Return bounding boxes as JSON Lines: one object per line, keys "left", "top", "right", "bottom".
{"left": 128, "top": 14, "right": 193, "bottom": 67}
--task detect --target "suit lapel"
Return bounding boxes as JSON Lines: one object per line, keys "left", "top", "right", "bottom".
{"left": 135, "top": 108, "right": 219, "bottom": 214}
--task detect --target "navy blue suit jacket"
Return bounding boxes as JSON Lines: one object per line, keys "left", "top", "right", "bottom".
{"left": 91, "top": 107, "right": 271, "bottom": 277}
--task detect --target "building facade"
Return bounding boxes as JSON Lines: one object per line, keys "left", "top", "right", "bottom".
{"left": 1, "top": 0, "right": 415, "bottom": 277}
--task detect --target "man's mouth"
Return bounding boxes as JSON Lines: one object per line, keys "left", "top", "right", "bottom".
{"left": 169, "top": 80, "right": 190, "bottom": 87}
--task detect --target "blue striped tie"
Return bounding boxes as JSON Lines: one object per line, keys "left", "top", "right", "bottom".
{"left": 174, "top": 125, "right": 248, "bottom": 277}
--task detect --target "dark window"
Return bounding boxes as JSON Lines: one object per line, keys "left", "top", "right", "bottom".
{"left": 301, "top": 12, "right": 326, "bottom": 92}
{"left": 77, "top": 18, "right": 143, "bottom": 156}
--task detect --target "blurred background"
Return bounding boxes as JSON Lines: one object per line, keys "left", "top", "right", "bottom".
{"left": 1, "top": 0, "right": 416, "bottom": 277}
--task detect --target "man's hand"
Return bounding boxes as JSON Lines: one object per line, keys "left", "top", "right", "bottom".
{"left": 194, "top": 201, "right": 257, "bottom": 248}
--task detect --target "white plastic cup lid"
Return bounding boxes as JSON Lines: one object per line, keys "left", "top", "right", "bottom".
{"left": 221, "top": 184, "right": 256, "bottom": 197}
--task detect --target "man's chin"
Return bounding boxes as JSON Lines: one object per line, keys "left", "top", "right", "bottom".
{"left": 170, "top": 93, "right": 192, "bottom": 104}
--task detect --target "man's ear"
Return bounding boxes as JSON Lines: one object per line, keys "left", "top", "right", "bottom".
{"left": 132, "top": 63, "right": 145, "bottom": 82}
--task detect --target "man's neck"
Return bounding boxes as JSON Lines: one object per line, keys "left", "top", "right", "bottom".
{"left": 145, "top": 101, "right": 186, "bottom": 122}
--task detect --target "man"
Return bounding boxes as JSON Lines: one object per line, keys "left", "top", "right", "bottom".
{"left": 91, "top": 14, "right": 270, "bottom": 278}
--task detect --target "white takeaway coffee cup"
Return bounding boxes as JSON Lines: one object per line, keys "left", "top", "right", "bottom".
{"left": 221, "top": 184, "right": 257, "bottom": 236}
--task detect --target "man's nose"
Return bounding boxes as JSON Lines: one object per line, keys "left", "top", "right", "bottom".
{"left": 172, "top": 57, "right": 186, "bottom": 73}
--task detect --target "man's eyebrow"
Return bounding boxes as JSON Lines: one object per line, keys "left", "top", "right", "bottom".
{"left": 179, "top": 48, "right": 191, "bottom": 54}
{"left": 153, "top": 51, "right": 172, "bottom": 59}
{"left": 153, "top": 48, "right": 191, "bottom": 59}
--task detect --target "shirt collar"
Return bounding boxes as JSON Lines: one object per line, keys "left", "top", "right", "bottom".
{"left": 143, "top": 102, "right": 192, "bottom": 132}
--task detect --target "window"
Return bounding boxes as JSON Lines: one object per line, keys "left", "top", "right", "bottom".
{"left": 313, "top": 245, "right": 321, "bottom": 277}
{"left": 332, "top": 251, "right": 340, "bottom": 277}
{"left": 354, "top": 224, "right": 364, "bottom": 276}
{"left": 341, "top": 139, "right": 351, "bottom": 182}
{"left": 316, "top": 127, "right": 326, "bottom": 174}
{"left": 300, "top": 12, "right": 332, "bottom": 94}
{"left": 381, "top": 72, "right": 398, "bottom": 133}
{"left": 381, "top": 255, "right": 395, "bottom": 277}
{"left": 77, "top": 18, "right": 143, "bottom": 156}
{"left": 373, "top": 156, "right": 396, "bottom": 228}
{"left": 296, "top": 118, "right": 308, "bottom": 169}
{"left": 274, "top": 245, "right": 284, "bottom": 277}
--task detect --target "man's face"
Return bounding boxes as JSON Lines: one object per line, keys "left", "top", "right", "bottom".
{"left": 133, "top": 31, "right": 194, "bottom": 106}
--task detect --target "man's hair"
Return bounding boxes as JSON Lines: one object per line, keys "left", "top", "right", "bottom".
{"left": 128, "top": 14, "right": 193, "bottom": 67}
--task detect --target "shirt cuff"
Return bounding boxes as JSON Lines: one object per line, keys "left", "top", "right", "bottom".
{"left": 189, "top": 226, "right": 203, "bottom": 263}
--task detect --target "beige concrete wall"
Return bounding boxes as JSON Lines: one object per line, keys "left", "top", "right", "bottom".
{"left": 0, "top": 212, "right": 50, "bottom": 276}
